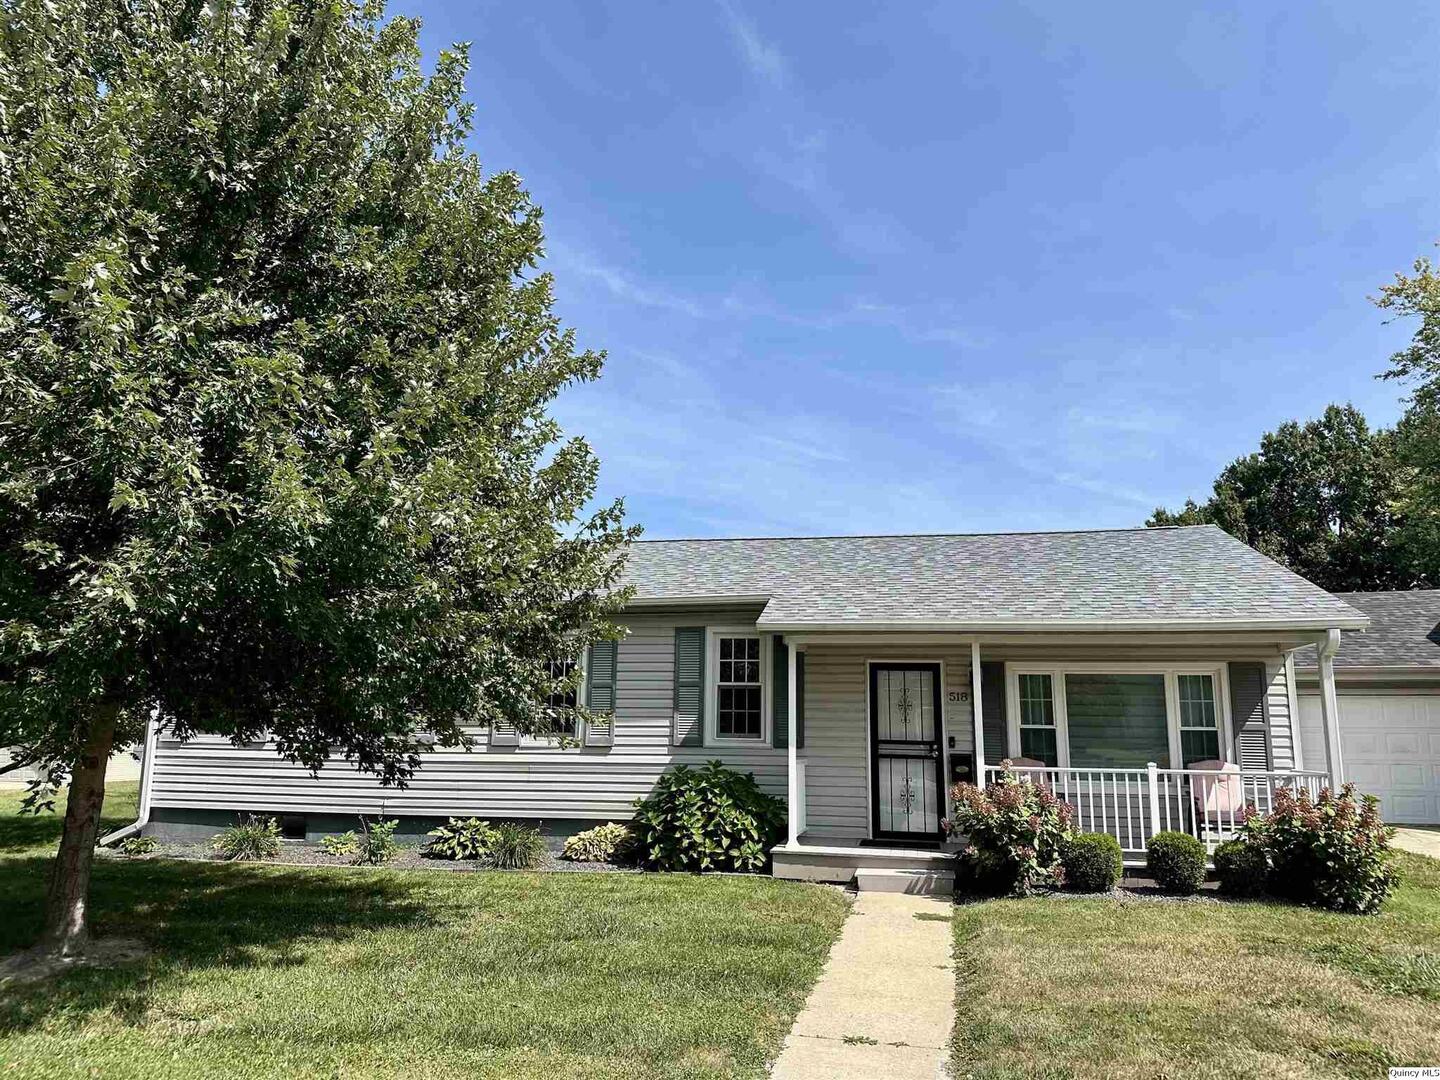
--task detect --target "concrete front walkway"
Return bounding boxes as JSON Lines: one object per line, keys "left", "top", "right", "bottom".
{"left": 770, "top": 892, "right": 954, "bottom": 1080}
{"left": 1393, "top": 827, "right": 1440, "bottom": 860}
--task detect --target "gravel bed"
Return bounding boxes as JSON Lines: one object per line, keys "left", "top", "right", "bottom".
{"left": 102, "top": 838, "right": 633, "bottom": 874}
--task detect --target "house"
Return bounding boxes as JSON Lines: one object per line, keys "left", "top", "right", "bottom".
{"left": 1292, "top": 590, "right": 1440, "bottom": 825}
{"left": 121, "top": 524, "right": 1369, "bottom": 882}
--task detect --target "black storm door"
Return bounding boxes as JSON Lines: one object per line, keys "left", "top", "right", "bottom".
{"left": 869, "top": 663, "right": 944, "bottom": 841}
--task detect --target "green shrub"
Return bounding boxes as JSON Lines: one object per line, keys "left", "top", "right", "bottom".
{"left": 561, "top": 822, "right": 632, "bottom": 863}
{"left": 212, "top": 815, "right": 281, "bottom": 861}
{"left": 1213, "top": 838, "right": 1268, "bottom": 898}
{"left": 424, "top": 817, "right": 499, "bottom": 861}
{"left": 117, "top": 835, "right": 158, "bottom": 857}
{"left": 1146, "top": 830, "right": 1206, "bottom": 895}
{"left": 1242, "top": 784, "right": 1397, "bottom": 914}
{"left": 946, "top": 765, "right": 1073, "bottom": 896}
{"left": 630, "top": 761, "right": 786, "bottom": 873}
{"left": 488, "top": 822, "right": 545, "bottom": 869}
{"left": 354, "top": 818, "right": 401, "bottom": 865}
{"left": 1061, "top": 832, "right": 1123, "bottom": 892}
{"left": 320, "top": 831, "right": 359, "bottom": 858}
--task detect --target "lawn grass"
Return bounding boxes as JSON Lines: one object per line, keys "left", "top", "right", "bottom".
{"left": 951, "top": 853, "right": 1440, "bottom": 1079}
{"left": 0, "top": 785, "right": 849, "bottom": 1079}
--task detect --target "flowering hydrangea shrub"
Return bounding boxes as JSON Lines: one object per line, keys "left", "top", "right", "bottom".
{"left": 1242, "top": 783, "right": 1396, "bottom": 915}
{"left": 945, "top": 763, "right": 1073, "bottom": 896}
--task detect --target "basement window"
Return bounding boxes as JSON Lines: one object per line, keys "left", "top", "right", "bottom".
{"left": 279, "top": 815, "right": 306, "bottom": 841}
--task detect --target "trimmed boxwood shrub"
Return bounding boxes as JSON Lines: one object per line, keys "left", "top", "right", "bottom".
{"left": 1061, "top": 832, "right": 1123, "bottom": 893}
{"left": 1242, "top": 784, "right": 1397, "bottom": 914}
{"left": 630, "top": 761, "right": 785, "bottom": 872}
{"left": 1213, "top": 838, "right": 1268, "bottom": 898}
{"left": 946, "top": 765, "right": 1074, "bottom": 896}
{"left": 1146, "top": 830, "right": 1206, "bottom": 895}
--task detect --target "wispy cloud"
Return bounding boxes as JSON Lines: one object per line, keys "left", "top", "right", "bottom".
{"left": 549, "top": 245, "right": 708, "bottom": 319}
{"left": 716, "top": 0, "right": 786, "bottom": 86}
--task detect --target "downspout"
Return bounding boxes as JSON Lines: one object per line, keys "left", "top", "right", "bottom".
{"left": 1314, "top": 629, "right": 1345, "bottom": 791}
{"left": 98, "top": 713, "right": 159, "bottom": 846}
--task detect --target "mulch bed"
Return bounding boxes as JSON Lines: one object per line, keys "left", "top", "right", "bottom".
{"left": 99, "top": 838, "right": 633, "bottom": 874}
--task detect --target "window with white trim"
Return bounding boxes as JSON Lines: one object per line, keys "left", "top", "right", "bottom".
{"left": 539, "top": 657, "right": 583, "bottom": 739}
{"left": 1017, "top": 673, "right": 1058, "bottom": 766}
{"left": 1176, "top": 673, "right": 1220, "bottom": 766}
{"left": 1005, "top": 665, "right": 1230, "bottom": 771}
{"left": 713, "top": 633, "right": 764, "bottom": 740}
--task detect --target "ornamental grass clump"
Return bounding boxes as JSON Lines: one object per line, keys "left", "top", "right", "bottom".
{"left": 211, "top": 816, "right": 281, "bottom": 862}
{"left": 945, "top": 764, "right": 1073, "bottom": 896}
{"left": 1242, "top": 784, "right": 1396, "bottom": 914}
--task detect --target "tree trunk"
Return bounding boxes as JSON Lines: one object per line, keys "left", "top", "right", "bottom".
{"left": 38, "top": 702, "right": 118, "bottom": 957}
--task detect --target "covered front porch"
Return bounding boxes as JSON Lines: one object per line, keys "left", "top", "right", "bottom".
{"left": 770, "top": 630, "right": 1348, "bottom": 882}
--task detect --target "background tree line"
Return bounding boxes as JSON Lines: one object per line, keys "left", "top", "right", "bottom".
{"left": 1148, "top": 256, "right": 1440, "bottom": 593}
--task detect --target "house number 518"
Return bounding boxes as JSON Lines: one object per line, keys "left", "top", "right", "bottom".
{"left": 947, "top": 691, "right": 969, "bottom": 703}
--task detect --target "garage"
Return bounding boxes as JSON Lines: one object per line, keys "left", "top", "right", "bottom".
{"left": 1294, "top": 590, "right": 1440, "bottom": 826}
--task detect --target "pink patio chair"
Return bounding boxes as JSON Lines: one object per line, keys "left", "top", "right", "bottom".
{"left": 1188, "top": 760, "right": 1244, "bottom": 834}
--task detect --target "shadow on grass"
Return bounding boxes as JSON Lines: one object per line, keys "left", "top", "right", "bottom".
{"left": 0, "top": 854, "right": 436, "bottom": 1037}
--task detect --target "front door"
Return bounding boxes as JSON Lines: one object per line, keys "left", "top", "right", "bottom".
{"left": 869, "top": 663, "right": 944, "bottom": 841}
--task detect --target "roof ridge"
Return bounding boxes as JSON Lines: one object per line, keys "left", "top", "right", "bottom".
{"left": 633, "top": 525, "right": 1216, "bottom": 544}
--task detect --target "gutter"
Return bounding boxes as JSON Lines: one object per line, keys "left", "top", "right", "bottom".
{"left": 98, "top": 714, "right": 158, "bottom": 847}
{"left": 755, "top": 616, "right": 1371, "bottom": 634}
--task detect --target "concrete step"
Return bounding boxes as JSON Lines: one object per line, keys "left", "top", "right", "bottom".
{"left": 853, "top": 867, "right": 955, "bottom": 896}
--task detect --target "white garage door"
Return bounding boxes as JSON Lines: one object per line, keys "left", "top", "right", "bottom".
{"left": 1297, "top": 691, "right": 1440, "bottom": 825}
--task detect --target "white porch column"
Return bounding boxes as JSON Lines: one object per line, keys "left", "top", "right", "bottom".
{"left": 1316, "top": 628, "right": 1345, "bottom": 790}
{"left": 787, "top": 639, "right": 801, "bottom": 846}
{"left": 971, "top": 641, "right": 985, "bottom": 789}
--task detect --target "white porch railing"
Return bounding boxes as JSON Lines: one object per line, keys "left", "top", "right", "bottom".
{"left": 981, "top": 763, "right": 1328, "bottom": 856}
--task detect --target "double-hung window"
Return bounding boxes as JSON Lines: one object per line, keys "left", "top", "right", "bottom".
{"left": 542, "top": 657, "right": 582, "bottom": 738}
{"left": 712, "top": 632, "right": 764, "bottom": 741}
{"left": 1016, "top": 673, "right": 1059, "bottom": 766}
{"left": 1176, "top": 673, "right": 1221, "bottom": 766}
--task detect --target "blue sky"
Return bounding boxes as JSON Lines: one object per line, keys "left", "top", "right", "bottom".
{"left": 407, "top": 2, "right": 1440, "bottom": 539}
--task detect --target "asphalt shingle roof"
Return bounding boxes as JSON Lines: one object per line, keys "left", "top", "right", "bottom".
{"left": 621, "top": 525, "right": 1368, "bottom": 631}
{"left": 1293, "top": 590, "right": 1440, "bottom": 669}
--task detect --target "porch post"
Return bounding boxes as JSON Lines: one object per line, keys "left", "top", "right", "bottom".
{"left": 787, "top": 639, "right": 801, "bottom": 847}
{"left": 1316, "top": 629, "right": 1345, "bottom": 790}
{"left": 971, "top": 641, "right": 985, "bottom": 789}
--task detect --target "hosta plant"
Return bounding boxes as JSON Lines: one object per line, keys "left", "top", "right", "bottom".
{"left": 945, "top": 764, "right": 1073, "bottom": 896}
{"left": 1242, "top": 784, "right": 1396, "bottom": 914}
{"left": 561, "top": 822, "right": 633, "bottom": 863}
{"left": 425, "top": 817, "right": 499, "bottom": 861}
{"left": 320, "top": 832, "right": 360, "bottom": 859}
{"left": 117, "top": 835, "right": 159, "bottom": 857}
{"left": 630, "top": 761, "right": 786, "bottom": 873}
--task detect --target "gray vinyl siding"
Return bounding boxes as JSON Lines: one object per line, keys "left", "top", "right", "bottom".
{"left": 148, "top": 606, "right": 786, "bottom": 822}
{"left": 799, "top": 642, "right": 973, "bottom": 839}
{"left": 1265, "top": 658, "right": 1298, "bottom": 770}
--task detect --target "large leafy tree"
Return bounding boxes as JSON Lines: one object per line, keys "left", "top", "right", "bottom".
{"left": 1377, "top": 251, "right": 1440, "bottom": 582}
{"left": 0, "top": 0, "right": 635, "bottom": 957}
{"left": 1147, "top": 404, "right": 1423, "bottom": 591}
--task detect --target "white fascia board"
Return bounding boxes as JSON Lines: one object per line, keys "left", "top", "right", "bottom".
{"left": 622, "top": 594, "right": 771, "bottom": 610}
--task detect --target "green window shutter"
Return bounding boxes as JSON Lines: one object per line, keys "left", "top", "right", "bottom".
{"left": 796, "top": 651, "right": 805, "bottom": 749}
{"left": 771, "top": 635, "right": 788, "bottom": 749}
{"left": 1227, "top": 661, "right": 1271, "bottom": 770}
{"left": 489, "top": 719, "right": 519, "bottom": 747}
{"left": 980, "top": 662, "right": 1007, "bottom": 763}
{"left": 672, "top": 627, "right": 705, "bottom": 746}
{"left": 585, "top": 640, "right": 618, "bottom": 747}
